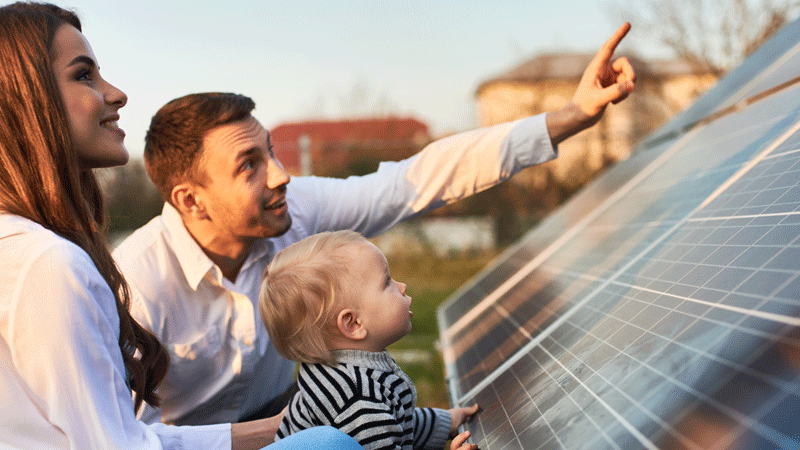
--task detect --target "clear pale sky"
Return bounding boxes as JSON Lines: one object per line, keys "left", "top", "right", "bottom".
{"left": 12, "top": 0, "right": 657, "bottom": 159}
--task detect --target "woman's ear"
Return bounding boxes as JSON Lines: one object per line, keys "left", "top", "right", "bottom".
{"left": 337, "top": 308, "right": 367, "bottom": 341}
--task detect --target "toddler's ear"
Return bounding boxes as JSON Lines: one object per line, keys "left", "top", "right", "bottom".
{"left": 337, "top": 309, "right": 367, "bottom": 341}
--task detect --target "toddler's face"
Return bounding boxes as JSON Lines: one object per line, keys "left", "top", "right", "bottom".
{"left": 346, "top": 241, "right": 413, "bottom": 351}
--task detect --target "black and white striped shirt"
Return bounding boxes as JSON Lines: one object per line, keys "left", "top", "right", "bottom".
{"left": 275, "top": 350, "right": 451, "bottom": 450}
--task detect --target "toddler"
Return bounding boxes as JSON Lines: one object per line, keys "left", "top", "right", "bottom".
{"left": 259, "top": 230, "right": 479, "bottom": 450}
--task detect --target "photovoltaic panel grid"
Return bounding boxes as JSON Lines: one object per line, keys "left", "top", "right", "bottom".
{"left": 437, "top": 18, "right": 800, "bottom": 450}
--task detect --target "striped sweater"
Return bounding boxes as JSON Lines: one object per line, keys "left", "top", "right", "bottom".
{"left": 275, "top": 349, "right": 451, "bottom": 450}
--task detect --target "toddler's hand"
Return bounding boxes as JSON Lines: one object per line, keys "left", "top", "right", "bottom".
{"left": 448, "top": 403, "right": 480, "bottom": 437}
{"left": 450, "top": 430, "right": 477, "bottom": 450}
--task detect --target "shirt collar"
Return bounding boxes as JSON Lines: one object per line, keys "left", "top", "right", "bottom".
{"left": 161, "top": 203, "right": 276, "bottom": 289}
{"left": 161, "top": 203, "right": 219, "bottom": 290}
{"left": 242, "top": 234, "right": 274, "bottom": 275}
{"left": 330, "top": 349, "right": 397, "bottom": 372}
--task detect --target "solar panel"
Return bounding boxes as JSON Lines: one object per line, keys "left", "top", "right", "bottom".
{"left": 438, "top": 19, "right": 800, "bottom": 450}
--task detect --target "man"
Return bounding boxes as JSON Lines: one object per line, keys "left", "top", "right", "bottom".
{"left": 113, "top": 23, "right": 636, "bottom": 430}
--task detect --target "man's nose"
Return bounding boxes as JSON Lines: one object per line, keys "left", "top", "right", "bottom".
{"left": 266, "top": 156, "right": 290, "bottom": 190}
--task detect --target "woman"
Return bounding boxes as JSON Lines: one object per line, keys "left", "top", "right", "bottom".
{"left": 0, "top": 3, "right": 362, "bottom": 449}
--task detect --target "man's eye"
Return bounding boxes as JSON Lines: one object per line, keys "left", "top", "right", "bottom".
{"left": 242, "top": 158, "right": 266, "bottom": 177}
{"left": 76, "top": 70, "right": 91, "bottom": 81}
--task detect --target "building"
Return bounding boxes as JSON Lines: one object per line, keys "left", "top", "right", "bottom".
{"left": 476, "top": 53, "right": 717, "bottom": 210}
{"left": 270, "top": 117, "right": 431, "bottom": 177}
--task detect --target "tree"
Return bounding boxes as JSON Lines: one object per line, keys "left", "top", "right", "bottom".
{"left": 96, "top": 161, "right": 164, "bottom": 237}
{"left": 607, "top": 0, "right": 800, "bottom": 77}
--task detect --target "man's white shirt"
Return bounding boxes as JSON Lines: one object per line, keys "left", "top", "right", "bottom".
{"left": 112, "top": 115, "right": 557, "bottom": 426}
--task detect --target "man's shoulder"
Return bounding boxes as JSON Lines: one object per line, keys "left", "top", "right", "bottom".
{"left": 111, "top": 214, "right": 191, "bottom": 326}
{"left": 112, "top": 214, "right": 175, "bottom": 276}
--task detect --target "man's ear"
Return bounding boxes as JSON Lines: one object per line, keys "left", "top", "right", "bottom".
{"left": 171, "top": 183, "right": 208, "bottom": 220}
{"left": 337, "top": 308, "right": 367, "bottom": 341}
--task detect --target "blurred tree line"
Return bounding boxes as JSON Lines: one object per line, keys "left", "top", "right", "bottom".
{"left": 97, "top": 161, "right": 163, "bottom": 238}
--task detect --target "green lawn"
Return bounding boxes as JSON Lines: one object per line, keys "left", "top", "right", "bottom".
{"left": 384, "top": 251, "right": 497, "bottom": 409}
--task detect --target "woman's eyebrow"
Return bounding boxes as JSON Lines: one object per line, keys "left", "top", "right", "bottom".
{"left": 67, "top": 55, "right": 96, "bottom": 68}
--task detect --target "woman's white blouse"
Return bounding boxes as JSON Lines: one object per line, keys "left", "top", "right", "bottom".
{"left": 0, "top": 214, "right": 229, "bottom": 449}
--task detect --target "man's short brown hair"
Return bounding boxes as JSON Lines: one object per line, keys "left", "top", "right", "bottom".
{"left": 144, "top": 92, "right": 255, "bottom": 204}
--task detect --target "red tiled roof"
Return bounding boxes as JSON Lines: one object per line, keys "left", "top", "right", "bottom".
{"left": 271, "top": 117, "right": 429, "bottom": 144}
{"left": 270, "top": 117, "right": 430, "bottom": 175}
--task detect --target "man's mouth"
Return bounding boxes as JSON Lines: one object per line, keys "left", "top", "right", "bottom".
{"left": 263, "top": 198, "right": 288, "bottom": 215}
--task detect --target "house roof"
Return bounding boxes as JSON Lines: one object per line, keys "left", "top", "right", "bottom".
{"left": 270, "top": 117, "right": 430, "bottom": 145}
{"left": 476, "top": 53, "right": 711, "bottom": 95}
{"left": 269, "top": 117, "right": 431, "bottom": 175}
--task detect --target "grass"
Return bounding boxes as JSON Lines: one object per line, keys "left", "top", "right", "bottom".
{"left": 383, "top": 251, "right": 497, "bottom": 409}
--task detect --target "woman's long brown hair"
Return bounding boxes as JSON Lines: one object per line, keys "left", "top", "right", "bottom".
{"left": 0, "top": 2, "right": 168, "bottom": 413}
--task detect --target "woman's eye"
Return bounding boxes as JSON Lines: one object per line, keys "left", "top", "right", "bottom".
{"left": 76, "top": 70, "right": 91, "bottom": 81}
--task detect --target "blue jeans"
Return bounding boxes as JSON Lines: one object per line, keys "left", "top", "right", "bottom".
{"left": 263, "top": 426, "right": 363, "bottom": 450}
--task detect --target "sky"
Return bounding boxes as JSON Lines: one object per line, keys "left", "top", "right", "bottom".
{"left": 16, "top": 0, "right": 661, "bottom": 159}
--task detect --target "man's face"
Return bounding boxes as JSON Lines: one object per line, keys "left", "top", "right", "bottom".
{"left": 195, "top": 116, "right": 292, "bottom": 241}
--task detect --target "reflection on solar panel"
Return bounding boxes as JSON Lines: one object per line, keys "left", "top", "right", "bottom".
{"left": 437, "top": 18, "right": 800, "bottom": 450}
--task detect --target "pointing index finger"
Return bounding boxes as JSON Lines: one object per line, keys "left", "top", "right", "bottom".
{"left": 594, "top": 22, "right": 631, "bottom": 64}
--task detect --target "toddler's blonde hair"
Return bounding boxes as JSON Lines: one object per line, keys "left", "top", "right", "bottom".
{"left": 259, "top": 230, "right": 367, "bottom": 365}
